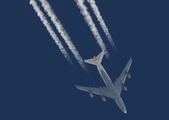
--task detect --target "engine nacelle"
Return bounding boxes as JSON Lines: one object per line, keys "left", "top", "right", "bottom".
{"left": 101, "top": 96, "right": 106, "bottom": 102}
{"left": 89, "top": 92, "right": 94, "bottom": 98}
{"left": 123, "top": 85, "right": 127, "bottom": 91}
{"left": 127, "top": 72, "right": 131, "bottom": 79}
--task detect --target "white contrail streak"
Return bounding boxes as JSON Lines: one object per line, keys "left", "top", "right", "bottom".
{"left": 39, "top": 0, "right": 87, "bottom": 71}
{"left": 75, "top": 0, "right": 109, "bottom": 58}
{"left": 87, "top": 0, "right": 117, "bottom": 51}
{"left": 29, "top": 0, "right": 73, "bottom": 65}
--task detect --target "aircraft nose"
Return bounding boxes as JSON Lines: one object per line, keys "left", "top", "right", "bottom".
{"left": 123, "top": 108, "right": 127, "bottom": 114}
{"left": 121, "top": 106, "right": 127, "bottom": 114}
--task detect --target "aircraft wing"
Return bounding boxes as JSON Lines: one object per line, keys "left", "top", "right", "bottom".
{"left": 75, "top": 85, "right": 114, "bottom": 99}
{"left": 114, "top": 58, "right": 132, "bottom": 95}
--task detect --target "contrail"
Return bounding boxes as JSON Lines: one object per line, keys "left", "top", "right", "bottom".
{"left": 75, "top": 0, "right": 109, "bottom": 58}
{"left": 29, "top": 0, "right": 73, "bottom": 66}
{"left": 39, "top": 0, "right": 87, "bottom": 71}
{"left": 87, "top": 0, "right": 117, "bottom": 52}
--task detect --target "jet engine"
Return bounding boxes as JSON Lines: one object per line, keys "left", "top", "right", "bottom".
{"left": 126, "top": 72, "right": 131, "bottom": 79}
{"left": 101, "top": 96, "right": 106, "bottom": 102}
{"left": 89, "top": 92, "right": 94, "bottom": 98}
{"left": 123, "top": 85, "right": 127, "bottom": 91}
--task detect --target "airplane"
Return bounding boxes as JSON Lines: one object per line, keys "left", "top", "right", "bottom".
{"left": 75, "top": 51, "right": 132, "bottom": 113}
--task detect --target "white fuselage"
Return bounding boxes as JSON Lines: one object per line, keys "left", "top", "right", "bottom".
{"left": 95, "top": 60, "right": 127, "bottom": 113}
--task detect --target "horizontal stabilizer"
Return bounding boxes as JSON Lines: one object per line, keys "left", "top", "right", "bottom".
{"left": 84, "top": 58, "right": 96, "bottom": 65}
{"left": 84, "top": 51, "right": 104, "bottom": 65}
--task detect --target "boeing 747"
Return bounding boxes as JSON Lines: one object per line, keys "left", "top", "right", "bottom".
{"left": 75, "top": 51, "right": 132, "bottom": 113}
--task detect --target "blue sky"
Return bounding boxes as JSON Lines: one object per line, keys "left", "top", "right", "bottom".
{"left": 0, "top": 0, "right": 169, "bottom": 119}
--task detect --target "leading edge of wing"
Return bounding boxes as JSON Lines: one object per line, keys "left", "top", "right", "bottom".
{"left": 75, "top": 85, "right": 113, "bottom": 98}
{"left": 75, "top": 85, "right": 102, "bottom": 95}
{"left": 113, "top": 57, "right": 132, "bottom": 95}
{"left": 125, "top": 57, "right": 132, "bottom": 72}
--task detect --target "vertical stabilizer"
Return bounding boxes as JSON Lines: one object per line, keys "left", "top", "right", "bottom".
{"left": 84, "top": 51, "right": 104, "bottom": 65}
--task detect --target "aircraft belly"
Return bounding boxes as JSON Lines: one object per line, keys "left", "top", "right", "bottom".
{"left": 97, "top": 64, "right": 119, "bottom": 99}
{"left": 99, "top": 70, "right": 112, "bottom": 86}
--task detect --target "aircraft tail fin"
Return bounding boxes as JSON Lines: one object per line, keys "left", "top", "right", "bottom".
{"left": 84, "top": 51, "right": 104, "bottom": 65}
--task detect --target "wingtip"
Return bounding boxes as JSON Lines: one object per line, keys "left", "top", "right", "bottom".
{"left": 129, "top": 57, "right": 132, "bottom": 61}
{"left": 84, "top": 60, "right": 87, "bottom": 63}
{"left": 75, "top": 85, "right": 79, "bottom": 89}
